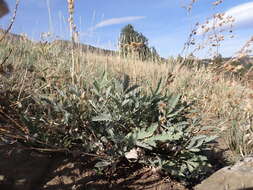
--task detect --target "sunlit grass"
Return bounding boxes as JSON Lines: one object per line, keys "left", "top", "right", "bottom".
{"left": 0, "top": 34, "right": 252, "bottom": 160}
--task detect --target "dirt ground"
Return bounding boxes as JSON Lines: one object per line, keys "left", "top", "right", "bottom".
{"left": 0, "top": 143, "right": 188, "bottom": 190}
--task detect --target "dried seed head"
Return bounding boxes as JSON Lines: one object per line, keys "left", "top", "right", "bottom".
{"left": 67, "top": 0, "right": 78, "bottom": 43}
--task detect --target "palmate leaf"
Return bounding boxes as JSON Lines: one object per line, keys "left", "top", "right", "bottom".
{"left": 122, "top": 73, "right": 130, "bottom": 92}
{"left": 124, "top": 84, "right": 139, "bottom": 95}
{"left": 195, "top": 137, "right": 206, "bottom": 148}
{"left": 93, "top": 80, "right": 101, "bottom": 96}
{"left": 92, "top": 71, "right": 109, "bottom": 96}
{"left": 88, "top": 100, "right": 98, "bottom": 112}
{"left": 171, "top": 121, "right": 189, "bottom": 128}
{"left": 151, "top": 77, "right": 163, "bottom": 95}
{"left": 167, "top": 94, "right": 181, "bottom": 114}
{"left": 204, "top": 135, "right": 218, "bottom": 143}
{"left": 63, "top": 111, "right": 71, "bottom": 124}
{"left": 122, "top": 99, "right": 130, "bottom": 107}
{"left": 111, "top": 95, "right": 123, "bottom": 108}
{"left": 136, "top": 123, "right": 158, "bottom": 140}
{"left": 95, "top": 160, "right": 112, "bottom": 169}
{"left": 153, "top": 131, "right": 183, "bottom": 142}
{"left": 186, "top": 135, "right": 206, "bottom": 149}
{"left": 186, "top": 135, "right": 217, "bottom": 150}
{"left": 105, "top": 86, "right": 112, "bottom": 99}
{"left": 40, "top": 96, "right": 54, "bottom": 105}
{"left": 136, "top": 141, "right": 154, "bottom": 150}
{"left": 167, "top": 106, "right": 186, "bottom": 119}
{"left": 125, "top": 123, "right": 159, "bottom": 149}
{"left": 68, "top": 85, "right": 81, "bottom": 97}
{"left": 186, "top": 161, "right": 200, "bottom": 172}
{"left": 92, "top": 113, "right": 112, "bottom": 122}
{"left": 188, "top": 148, "right": 200, "bottom": 152}
{"left": 55, "top": 88, "right": 66, "bottom": 97}
{"left": 99, "top": 71, "right": 108, "bottom": 87}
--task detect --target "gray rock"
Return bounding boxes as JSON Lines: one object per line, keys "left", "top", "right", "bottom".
{"left": 194, "top": 156, "right": 253, "bottom": 190}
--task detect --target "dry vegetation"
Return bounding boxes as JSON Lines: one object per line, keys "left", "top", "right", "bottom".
{"left": 1, "top": 34, "right": 252, "bottom": 158}
{"left": 0, "top": 0, "right": 253, "bottom": 189}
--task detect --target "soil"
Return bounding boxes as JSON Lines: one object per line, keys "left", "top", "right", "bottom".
{"left": 0, "top": 143, "right": 188, "bottom": 190}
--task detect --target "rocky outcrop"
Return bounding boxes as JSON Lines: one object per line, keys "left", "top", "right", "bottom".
{"left": 194, "top": 156, "right": 253, "bottom": 190}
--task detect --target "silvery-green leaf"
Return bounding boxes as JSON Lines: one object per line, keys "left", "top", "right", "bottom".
{"left": 92, "top": 113, "right": 112, "bottom": 122}
{"left": 95, "top": 161, "right": 111, "bottom": 169}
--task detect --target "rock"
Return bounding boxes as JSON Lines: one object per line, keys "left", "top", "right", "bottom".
{"left": 194, "top": 156, "right": 253, "bottom": 190}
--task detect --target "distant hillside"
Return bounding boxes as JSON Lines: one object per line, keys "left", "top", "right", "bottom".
{"left": 0, "top": 28, "right": 28, "bottom": 42}
{"left": 51, "top": 40, "right": 117, "bottom": 56}
{"left": 0, "top": 29, "right": 117, "bottom": 56}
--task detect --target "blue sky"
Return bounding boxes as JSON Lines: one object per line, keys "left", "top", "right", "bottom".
{"left": 1, "top": 0, "right": 253, "bottom": 58}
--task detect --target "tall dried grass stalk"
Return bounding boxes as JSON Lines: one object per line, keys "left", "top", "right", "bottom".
{"left": 67, "top": 0, "right": 78, "bottom": 43}
{"left": 186, "top": 0, "right": 252, "bottom": 61}
{"left": 225, "top": 36, "right": 253, "bottom": 65}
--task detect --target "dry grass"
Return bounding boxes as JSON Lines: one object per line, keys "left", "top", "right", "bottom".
{"left": 66, "top": 50, "right": 252, "bottom": 129}
{"left": 0, "top": 35, "right": 252, "bottom": 160}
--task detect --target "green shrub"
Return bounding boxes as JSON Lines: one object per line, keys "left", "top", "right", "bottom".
{"left": 22, "top": 72, "right": 216, "bottom": 182}
{"left": 88, "top": 72, "right": 216, "bottom": 181}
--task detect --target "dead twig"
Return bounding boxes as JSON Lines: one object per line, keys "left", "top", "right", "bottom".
{"left": 0, "top": 48, "right": 12, "bottom": 67}
{"left": 0, "top": 0, "right": 20, "bottom": 43}
{"left": 0, "top": 108, "right": 29, "bottom": 135}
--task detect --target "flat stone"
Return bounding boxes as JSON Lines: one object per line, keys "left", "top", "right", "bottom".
{"left": 194, "top": 156, "right": 253, "bottom": 190}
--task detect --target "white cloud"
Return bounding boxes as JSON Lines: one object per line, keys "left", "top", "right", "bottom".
{"left": 91, "top": 16, "right": 145, "bottom": 30}
{"left": 197, "top": 2, "right": 253, "bottom": 34}
{"left": 226, "top": 2, "right": 253, "bottom": 28}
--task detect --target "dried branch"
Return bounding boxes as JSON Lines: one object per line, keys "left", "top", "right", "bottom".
{"left": 0, "top": 0, "right": 20, "bottom": 43}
